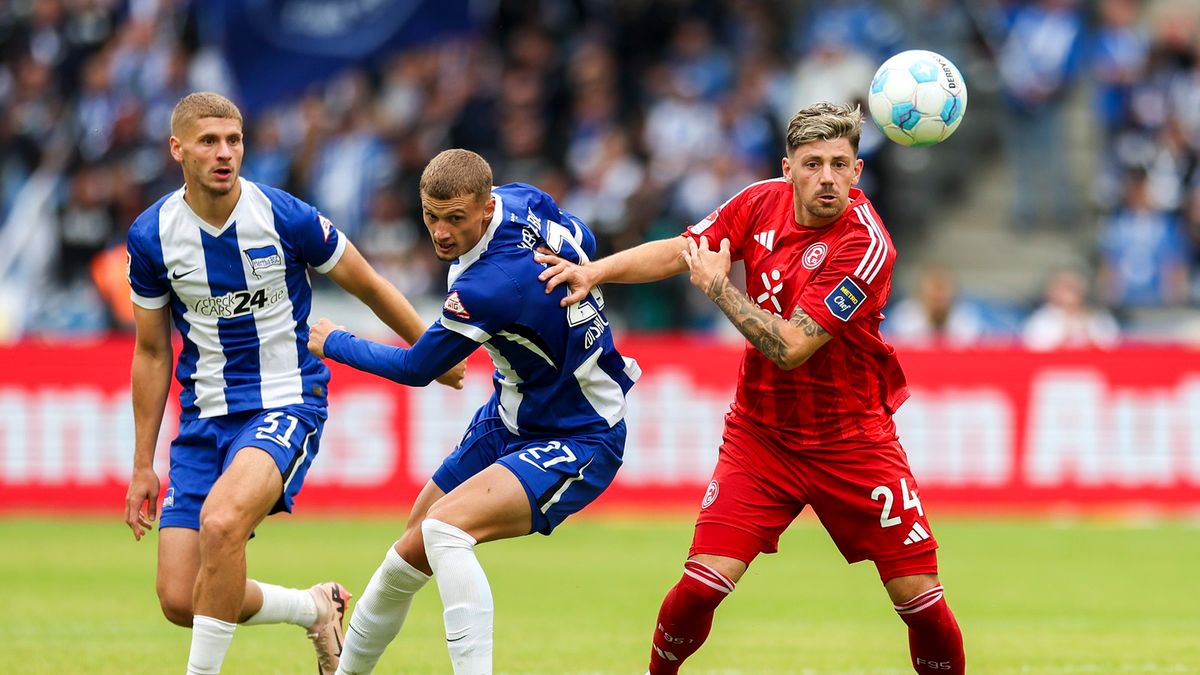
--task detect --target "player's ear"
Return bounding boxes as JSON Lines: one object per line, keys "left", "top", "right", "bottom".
{"left": 782, "top": 156, "right": 792, "bottom": 183}
{"left": 168, "top": 136, "right": 183, "bottom": 163}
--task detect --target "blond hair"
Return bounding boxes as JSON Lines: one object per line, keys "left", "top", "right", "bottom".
{"left": 420, "top": 149, "right": 493, "bottom": 202}
{"left": 170, "top": 92, "right": 243, "bottom": 137}
{"left": 786, "top": 102, "right": 863, "bottom": 154}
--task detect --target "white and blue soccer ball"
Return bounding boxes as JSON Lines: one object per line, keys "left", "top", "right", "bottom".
{"left": 867, "top": 50, "right": 967, "bottom": 147}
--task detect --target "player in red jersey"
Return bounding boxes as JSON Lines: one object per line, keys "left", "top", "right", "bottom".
{"left": 537, "top": 102, "right": 965, "bottom": 674}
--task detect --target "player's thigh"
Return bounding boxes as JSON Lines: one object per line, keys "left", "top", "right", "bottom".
{"left": 156, "top": 526, "right": 200, "bottom": 612}
{"left": 806, "top": 441, "right": 939, "bottom": 567}
{"left": 493, "top": 421, "right": 626, "bottom": 536}
{"left": 691, "top": 427, "right": 804, "bottom": 565}
{"left": 426, "top": 464, "right": 533, "bottom": 543}
{"left": 201, "top": 446, "right": 284, "bottom": 535}
{"left": 215, "top": 404, "right": 327, "bottom": 523}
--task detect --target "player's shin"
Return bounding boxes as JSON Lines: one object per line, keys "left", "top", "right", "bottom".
{"left": 893, "top": 585, "right": 966, "bottom": 675}
{"left": 186, "top": 615, "right": 236, "bottom": 674}
{"left": 648, "top": 560, "right": 735, "bottom": 675}
{"left": 336, "top": 546, "right": 431, "bottom": 675}
{"left": 422, "top": 518, "right": 494, "bottom": 675}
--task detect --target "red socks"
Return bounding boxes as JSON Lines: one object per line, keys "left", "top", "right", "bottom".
{"left": 894, "top": 585, "right": 966, "bottom": 674}
{"left": 647, "top": 560, "right": 735, "bottom": 675}
{"left": 649, "top": 565, "right": 964, "bottom": 675}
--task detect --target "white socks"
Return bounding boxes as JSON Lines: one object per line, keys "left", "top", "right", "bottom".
{"left": 242, "top": 581, "right": 320, "bottom": 627}
{"left": 185, "top": 583, "right": 317, "bottom": 674}
{"left": 335, "top": 546, "right": 431, "bottom": 675}
{"left": 186, "top": 615, "right": 236, "bottom": 674}
{"left": 423, "top": 519, "right": 494, "bottom": 675}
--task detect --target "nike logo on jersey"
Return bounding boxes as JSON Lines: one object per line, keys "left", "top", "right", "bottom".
{"left": 753, "top": 229, "right": 776, "bottom": 252}
{"left": 172, "top": 268, "right": 198, "bottom": 280}
{"left": 903, "top": 522, "right": 931, "bottom": 545}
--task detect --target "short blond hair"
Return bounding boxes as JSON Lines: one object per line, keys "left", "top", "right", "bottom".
{"left": 420, "top": 149, "right": 493, "bottom": 202}
{"left": 170, "top": 92, "right": 243, "bottom": 137}
{"left": 786, "top": 102, "right": 863, "bottom": 155}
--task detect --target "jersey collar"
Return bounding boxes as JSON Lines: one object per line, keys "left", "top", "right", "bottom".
{"left": 447, "top": 189, "right": 504, "bottom": 286}
{"left": 177, "top": 177, "right": 248, "bottom": 238}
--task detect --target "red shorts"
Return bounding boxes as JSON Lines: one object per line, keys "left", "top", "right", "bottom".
{"left": 691, "top": 413, "right": 938, "bottom": 578}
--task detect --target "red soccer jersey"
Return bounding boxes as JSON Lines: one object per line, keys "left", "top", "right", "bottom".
{"left": 683, "top": 179, "right": 909, "bottom": 447}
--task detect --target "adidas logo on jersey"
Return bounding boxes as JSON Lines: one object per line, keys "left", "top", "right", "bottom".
{"left": 903, "top": 522, "right": 931, "bottom": 545}
{"left": 443, "top": 290, "right": 471, "bottom": 320}
{"left": 753, "top": 229, "right": 776, "bottom": 252}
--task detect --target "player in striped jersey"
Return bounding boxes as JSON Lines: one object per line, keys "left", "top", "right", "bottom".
{"left": 121, "top": 93, "right": 463, "bottom": 675}
{"left": 306, "top": 149, "right": 639, "bottom": 674}
{"left": 538, "top": 103, "right": 966, "bottom": 674}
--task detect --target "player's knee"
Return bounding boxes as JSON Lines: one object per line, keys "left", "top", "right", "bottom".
{"left": 156, "top": 586, "right": 193, "bottom": 627}
{"left": 394, "top": 530, "right": 430, "bottom": 573}
{"left": 883, "top": 571, "right": 941, "bottom": 606}
{"left": 421, "top": 517, "right": 475, "bottom": 554}
{"left": 198, "top": 508, "right": 250, "bottom": 550}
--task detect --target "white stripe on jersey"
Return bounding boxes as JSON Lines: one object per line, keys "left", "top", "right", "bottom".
{"left": 313, "top": 234, "right": 346, "bottom": 274}
{"left": 498, "top": 330, "right": 555, "bottom": 367}
{"left": 573, "top": 347, "right": 626, "bottom": 427}
{"left": 440, "top": 316, "right": 491, "bottom": 343}
{"left": 622, "top": 356, "right": 642, "bottom": 383}
{"left": 131, "top": 290, "right": 169, "bottom": 309}
{"left": 853, "top": 204, "right": 889, "bottom": 284}
{"left": 482, "top": 342, "right": 523, "bottom": 434}
{"left": 158, "top": 195, "right": 229, "bottom": 417}
{"left": 240, "top": 185, "right": 302, "bottom": 409}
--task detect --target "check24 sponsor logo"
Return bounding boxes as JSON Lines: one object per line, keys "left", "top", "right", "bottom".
{"left": 190, "top": 287, "right": 286, "bottom": 318}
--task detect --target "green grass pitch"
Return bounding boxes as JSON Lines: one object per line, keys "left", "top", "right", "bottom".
{"left": 2, "top": 513, "right": 1197, "bottom": 674}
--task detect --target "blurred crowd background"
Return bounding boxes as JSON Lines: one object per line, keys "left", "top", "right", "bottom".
{"left": 3, "top": 0, "right": 1200, "bottom": 348}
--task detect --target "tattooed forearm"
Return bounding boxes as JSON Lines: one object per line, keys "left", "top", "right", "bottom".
{"left": 705, "top": 276, "right": 792, "bottom": 367}
{"left": 789, "top": 307, "right": 829, "bottom": 338}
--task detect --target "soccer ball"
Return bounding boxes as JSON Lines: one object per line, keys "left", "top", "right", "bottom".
{"left": 867, "top": 50, "right": 967, "bottom": 147}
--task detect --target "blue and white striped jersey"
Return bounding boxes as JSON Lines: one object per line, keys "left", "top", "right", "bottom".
{"left": 325, "top": 182, "right": 640, "bottom": 436}
{"left": 127, "top": 178, "right": 345, "bottom": 419}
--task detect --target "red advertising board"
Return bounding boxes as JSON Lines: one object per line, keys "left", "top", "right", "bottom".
{"left": 1, "top": 337, "right": 1197, "bottom": 513}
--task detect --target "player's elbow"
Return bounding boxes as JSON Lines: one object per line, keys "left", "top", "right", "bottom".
{"left": 389, "top": 369, "right": 436, "bottom": 387}
{"left": 777, "top": 345, "right": 815, "bottom": 370}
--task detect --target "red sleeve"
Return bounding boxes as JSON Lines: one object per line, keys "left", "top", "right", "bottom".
{"left": 680, "top": 184, "right": 755, "bottom": 261}
{"left": 797, "top": 233, "right": 891, "bottom": 336}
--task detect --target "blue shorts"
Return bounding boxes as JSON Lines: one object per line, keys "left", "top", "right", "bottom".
{"left": 159, "top": 403, "right": 327, "bottom": 530}
{"left": 432, "top": 401, "right": 626, "bottom": 535}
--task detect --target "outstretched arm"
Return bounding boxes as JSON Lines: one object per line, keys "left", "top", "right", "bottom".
{"left": 683, "top": 236, "right": 832, "bottom": 369}
{"left": 309, "top": 317, "right": 478, "bottom": 388}
{"left": 324, "top": 240, "right": 465, "bottom": 389}
{"left": 536, "top": 237, "right": 690, "bottom": 306}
